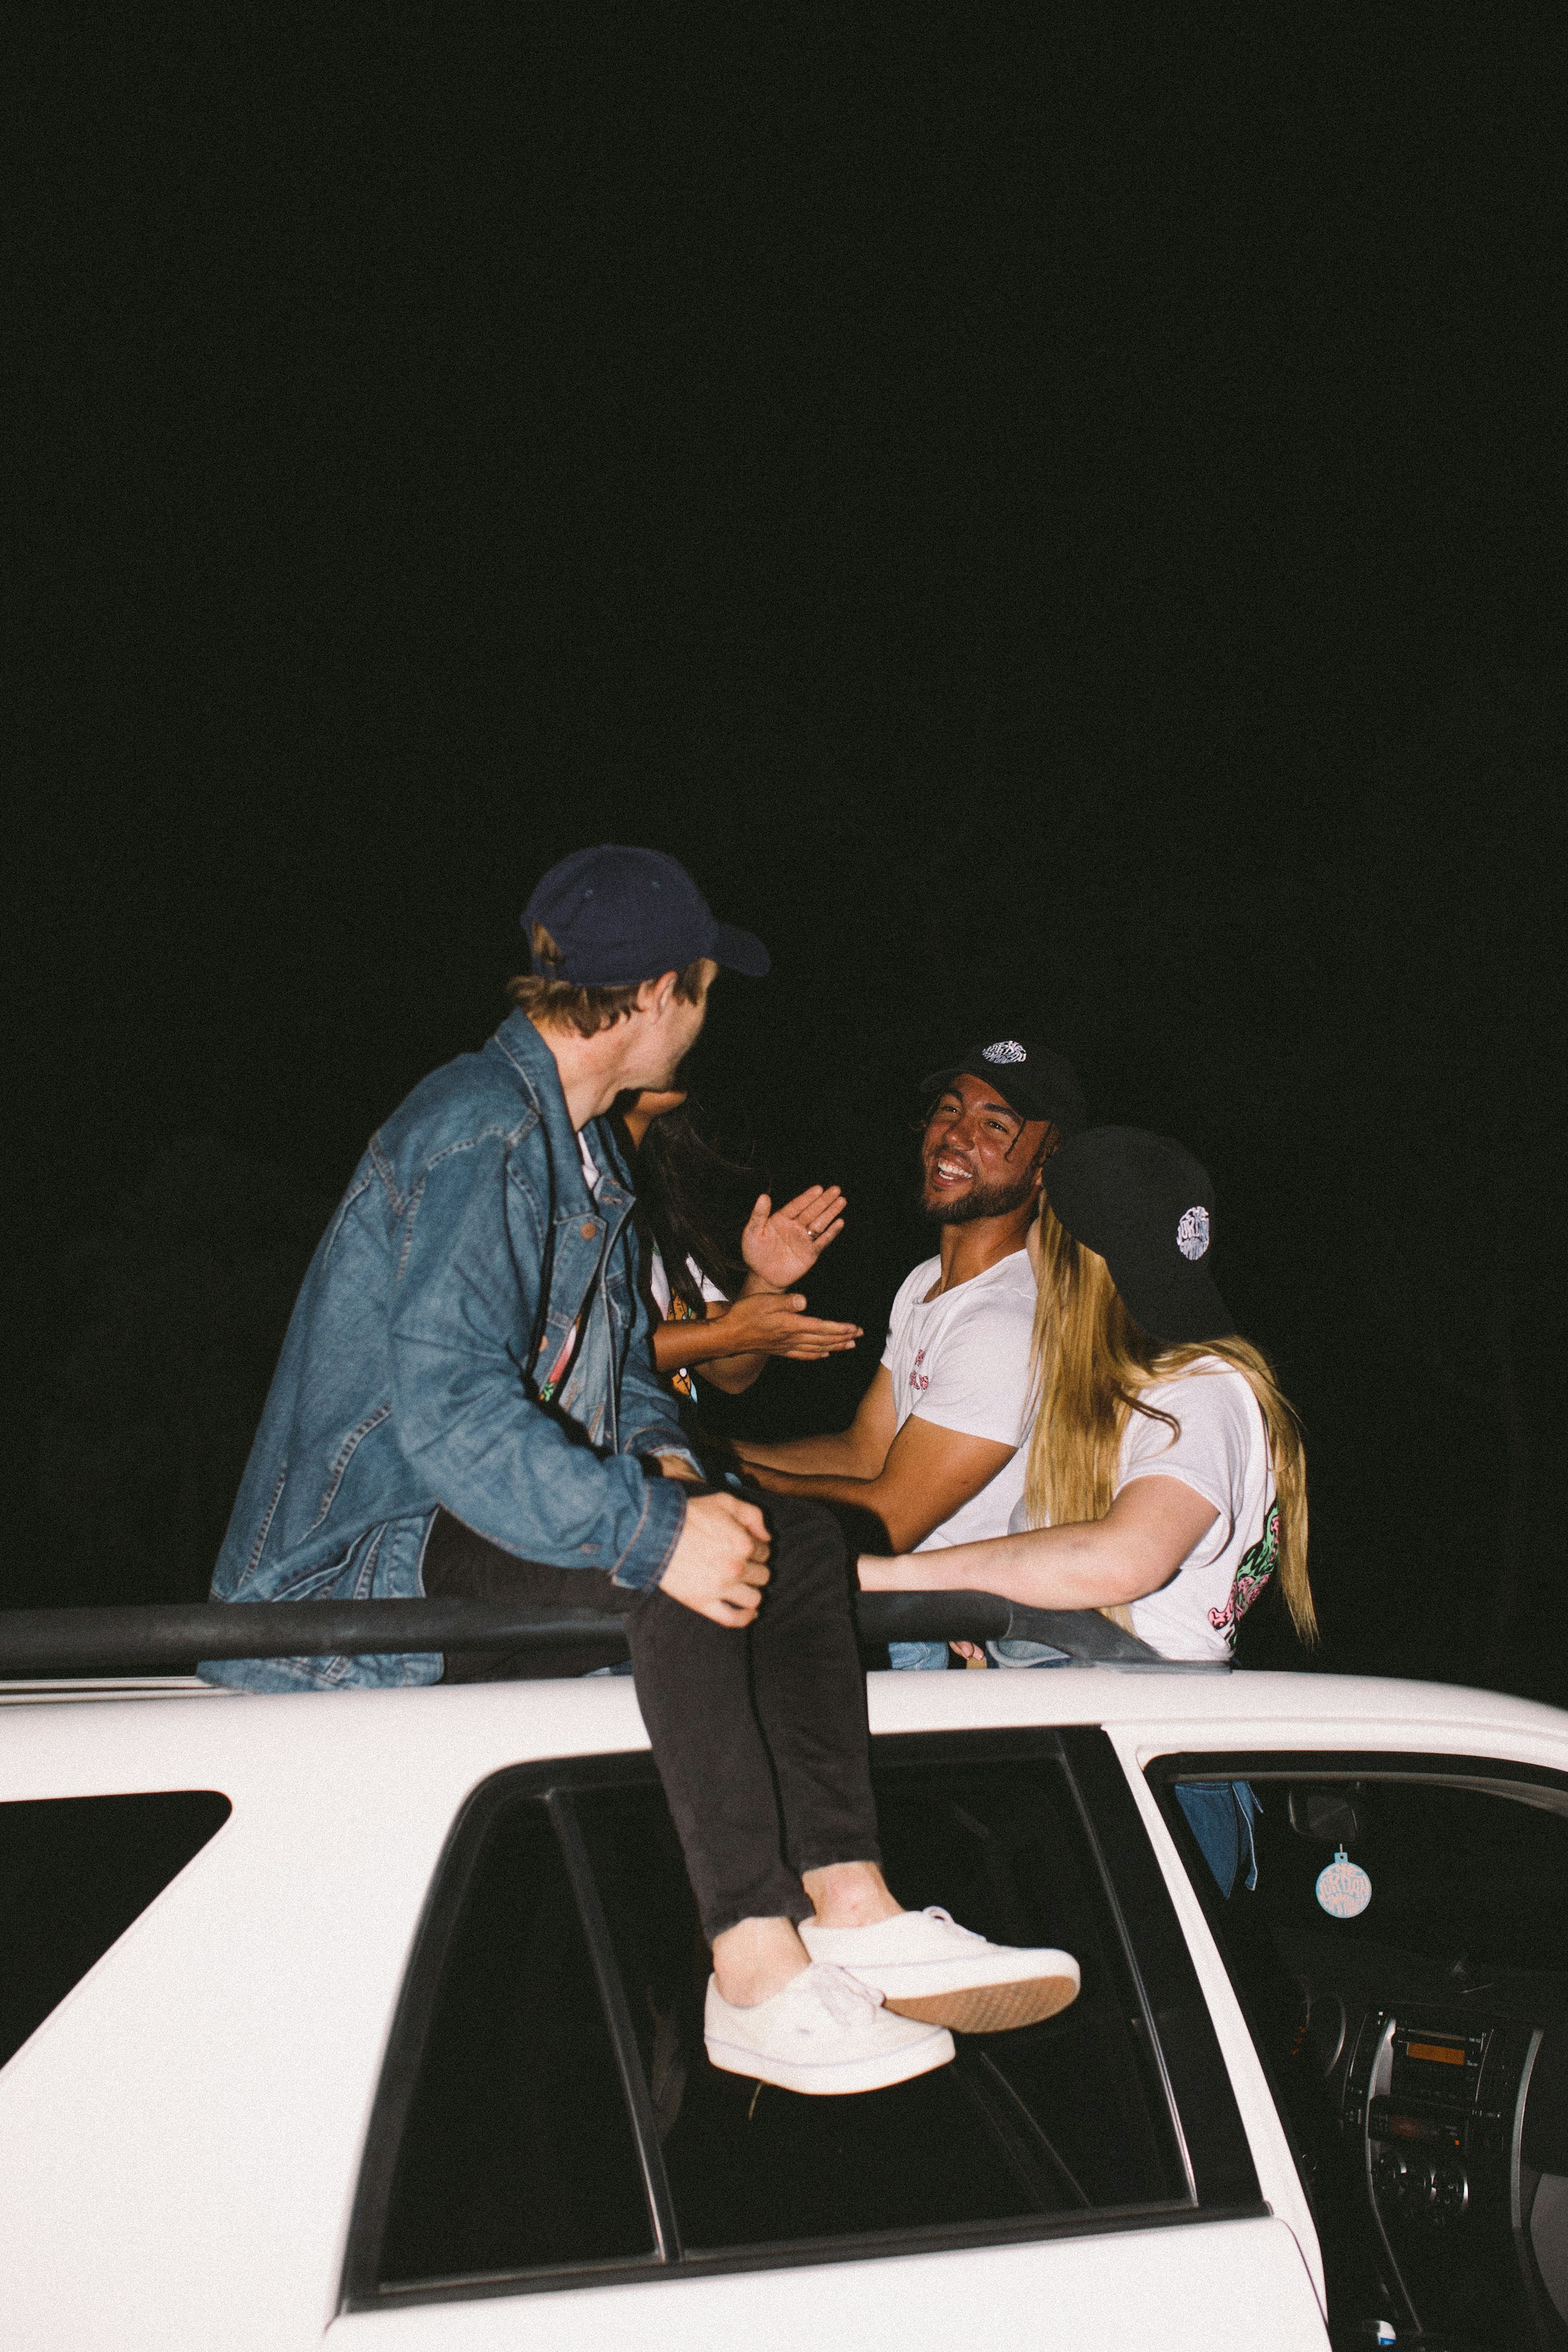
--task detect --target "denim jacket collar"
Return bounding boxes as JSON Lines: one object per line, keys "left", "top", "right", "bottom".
{"left": 487, "top": 1009, "right": 634, "bottom": 1224}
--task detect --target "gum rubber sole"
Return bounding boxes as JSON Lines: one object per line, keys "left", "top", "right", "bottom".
{"left": 883, "top": 1974, "right": 1081, "bottom": 2035}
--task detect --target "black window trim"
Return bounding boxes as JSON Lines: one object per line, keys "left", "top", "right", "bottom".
{"left": 1058, "top": 1727, "right": 1262, "bottom": 2212}
{"left": 342, "top": 1731, "right": 1267, "bottom": 2314}
{"left": 1145, "top": 1750, "right": 1568, "bottom": 1806}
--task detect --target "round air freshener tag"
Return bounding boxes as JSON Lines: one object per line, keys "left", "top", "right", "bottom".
{"left": 1316, "top": 1847, "right": 1371, "bottom": 1919}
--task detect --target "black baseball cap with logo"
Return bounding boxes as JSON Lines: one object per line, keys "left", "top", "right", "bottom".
{"left": 1041, "top": 1125, "right": 1235, "bottom": 1343}
{"left": 921, "top": 1033, "right": 1088, "bottom": 1137}
{"left": 523, "top": 845, "right": 770, "bottom": 986}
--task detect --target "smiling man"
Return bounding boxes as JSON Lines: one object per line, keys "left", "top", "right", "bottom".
{"left": 736, "top": 1034, "right": 1087, "bottom": 1658}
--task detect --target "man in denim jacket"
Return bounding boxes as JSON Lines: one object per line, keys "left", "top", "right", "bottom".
{"left": 206, "top": 846, "right": 1079, "bottom": 2095}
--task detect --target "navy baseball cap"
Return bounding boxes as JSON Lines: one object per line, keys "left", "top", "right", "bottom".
{"left": 1042, "top": 1126, "right": 1235, "bottom": 1343}
{"left": 922, "top": 1032, "right": 1088, "bottom": 1137}
{"left": 522, "top": 846, "right": 770, "bottom": 986}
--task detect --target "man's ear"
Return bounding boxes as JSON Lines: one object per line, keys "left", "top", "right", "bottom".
{"left": 638, "top": 971, "right": 680, "bottom": 1017}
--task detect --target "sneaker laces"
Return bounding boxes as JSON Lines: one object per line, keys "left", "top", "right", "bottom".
{"left": 804, "top": 1962, "right": 887, "bottom": 2026}
{"left": 917, "top": 1906, "right": 987, "bottom": 1944}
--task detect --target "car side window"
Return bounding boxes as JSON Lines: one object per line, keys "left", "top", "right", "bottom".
{"left": 575, "top": 1750, "right": 1182, "bottom": 2247}
{"left": 0, "top": 1791, "right": 231, "bottom": 2072}
{"left": 375, "top": 1795, "right": 655, "bottom": 2285}
{"left": 351, "top": 1735, "right": 1213, "bottom": 2307}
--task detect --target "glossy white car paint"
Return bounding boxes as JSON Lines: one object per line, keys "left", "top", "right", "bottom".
{"left": 327, "top": 2215, "right": 1325, "bottom": 2351}
{"left": 2, "top": 1665, "right": 1561, "bottom": 2349}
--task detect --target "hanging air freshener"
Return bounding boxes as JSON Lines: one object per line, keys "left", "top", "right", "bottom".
{"left": 1316, "top": 1846, "right": 1372, "bottom": 1919}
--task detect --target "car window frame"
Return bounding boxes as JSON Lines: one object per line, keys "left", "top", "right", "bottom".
{"left": 342, "top": 1730, "right": 1265, "bottom": 2314}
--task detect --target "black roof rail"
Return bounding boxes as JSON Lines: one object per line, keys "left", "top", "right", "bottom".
{"left": 0, "top": 1593, "right": 1216, "bottom": 1680}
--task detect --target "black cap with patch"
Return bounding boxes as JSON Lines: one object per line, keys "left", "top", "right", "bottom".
{"left": 1041, "top": 1125, "right": 1235, "bottom": 1343}
{"left": 921, "top": 1034, "right": 1088, "bottom": 1137}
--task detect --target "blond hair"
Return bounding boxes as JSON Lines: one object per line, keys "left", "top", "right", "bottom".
{"left": 1023, "top": 1201, "right": 1317, "bottom": 1644}
{"left": 507, "top": 926, "right": 708, "bottom": 1039}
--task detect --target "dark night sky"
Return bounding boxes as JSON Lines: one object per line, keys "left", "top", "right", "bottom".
{"left": 8, "top": 10, "right": 1566, "bottom": 1686}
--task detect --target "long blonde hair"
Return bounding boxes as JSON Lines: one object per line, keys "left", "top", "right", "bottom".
{"left": 1023, "top": 1202, "right": 1317, "bottom": 1644}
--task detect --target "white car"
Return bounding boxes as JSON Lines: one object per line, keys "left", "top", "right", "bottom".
{"left": 3, "top": 1608, "right": 1567, "bottom": 2352}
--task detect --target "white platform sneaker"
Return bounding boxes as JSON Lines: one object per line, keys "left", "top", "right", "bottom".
{"left": 704, "top": 1961, "right": 955, "bottom": 2097}
{"left": 800, "top": 1907, "right": 1081, "bottom": 2034}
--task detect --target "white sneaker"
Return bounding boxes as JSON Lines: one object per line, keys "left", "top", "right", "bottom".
{"left": 799, "top": 1907, "right": 1081, "bottom": 2034}
{"left": 704, "top": 1961, "right": 955, "bottom": 2097}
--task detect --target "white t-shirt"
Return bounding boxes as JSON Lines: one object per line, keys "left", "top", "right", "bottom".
{"left": 1007, "top": 1358, "right": 1278, "bottom": 1663}
{"left": 880, "top": 1249, "right": 1036, "bottom": 1549}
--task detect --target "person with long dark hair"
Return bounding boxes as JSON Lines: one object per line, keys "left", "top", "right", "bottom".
{"left": 617, "top": 1086, "right": 862, "bottom": 1399}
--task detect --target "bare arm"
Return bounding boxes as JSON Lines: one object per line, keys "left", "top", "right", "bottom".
{"left": 735, "top": 1364, "right": 899, "bottom": 1478}
{"left": 740, "top": 1379, "right": 1019, "bottom": 1554}
{"left": 649, "top": 1184, "right": 860, "bottom": 1395}
{"left": 649, "top": 1284, "right": 862, "bottom": 1393}
{"left": 856, "top": 1475, "right": 1220, "bottom": 1608}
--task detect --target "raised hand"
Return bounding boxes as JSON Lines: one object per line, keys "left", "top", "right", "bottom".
{"left": 742, "top": 1184, "right": 847, "bottom": 1290}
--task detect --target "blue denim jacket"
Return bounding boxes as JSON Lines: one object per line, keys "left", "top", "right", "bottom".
{"left": 202, "top": 1011, "right": 698, "bottom": 1691}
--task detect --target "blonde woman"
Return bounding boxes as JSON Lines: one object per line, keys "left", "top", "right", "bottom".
{"left": 858, "top": 1126, "right": 1316, "bottom": 1671}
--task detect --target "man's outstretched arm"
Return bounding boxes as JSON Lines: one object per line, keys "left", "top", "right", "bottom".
{"left": 735, "top": 1365, "right": 899, "bottom": 1479}
{"left": 738, "top": 1383, "right": 1017, "bottom": 1554}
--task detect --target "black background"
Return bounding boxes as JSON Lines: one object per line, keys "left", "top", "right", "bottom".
{"left": 8, "top": 8, "right": 1565, "bottom": 1691}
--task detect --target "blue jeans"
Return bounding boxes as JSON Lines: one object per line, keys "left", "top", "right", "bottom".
{"left": 1174, "top": 1782, "right": 1261, "bottom": 1898}
{"left": 888, "top": 1640, "right": 951, "bottom": 1671}
{"left": 887, "top": 1637, "right": 1078, "bottom": 1670}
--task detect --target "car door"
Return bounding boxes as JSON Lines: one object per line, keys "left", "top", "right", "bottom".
{"left": 326, "top": 1729, "right": 1329, "bottom": 2351}
{"left": 1127, "top": 1703, "right": 1568, "bottom": 2352}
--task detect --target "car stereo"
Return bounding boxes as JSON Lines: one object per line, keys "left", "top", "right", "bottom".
{"left": 1388, "top": 2023, "right": 1488, "bottom": 2112}
{"left": 1340, "top": 2006, "right": 1565, "bottom": 2347}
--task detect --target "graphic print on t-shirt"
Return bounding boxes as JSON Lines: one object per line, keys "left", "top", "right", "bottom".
{"left": 663, "top": 1292, "right": 701, "bottom": 1399}
{"left": 908, "top": 1347, "right": 931, "bottom": 1397}
{"left": 1207, "top": 1499, "right": 1279, "bottom": 1649}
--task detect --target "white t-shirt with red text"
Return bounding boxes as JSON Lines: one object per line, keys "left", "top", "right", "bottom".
{"left": 880, "top": 1249, "right": 1037, "bottom": 1549}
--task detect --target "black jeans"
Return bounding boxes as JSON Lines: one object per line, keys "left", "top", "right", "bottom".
{"left": 425, "top": 1489, "right": 883, "bottom": 1943}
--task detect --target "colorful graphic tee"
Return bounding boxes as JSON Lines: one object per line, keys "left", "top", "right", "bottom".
{"left": 1006, "top": 1357, "right": 1279, "bottom": 1663}
{"left": 648, "top": 1246, "right": 726, "bottom": 1401}
{"left": 1119, "top": 1362, "right": 1278, "bottom": 1661}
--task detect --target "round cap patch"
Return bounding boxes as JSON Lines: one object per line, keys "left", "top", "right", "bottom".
{"left": 1176, "top": 1205, "right": 1211, "bottom": 1260}
{"left": 982, "top": 1040, "right": 1026, "bottom": 1064}
{"left": 1315, "top": 1848, "right": 1372, "bottom": 1920}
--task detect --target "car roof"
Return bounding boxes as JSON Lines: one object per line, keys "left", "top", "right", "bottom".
{"left": 2, "top": 1668, "right": 1565, "bottom": 1794}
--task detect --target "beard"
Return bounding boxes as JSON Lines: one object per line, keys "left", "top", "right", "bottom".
{"left": 919, "top": 1164, "right": 1041, "bottom": 1226}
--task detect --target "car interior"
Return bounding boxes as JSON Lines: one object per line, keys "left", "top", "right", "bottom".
{"left": 1154, "top": 1757, "right": 1568, "bottom": 2352}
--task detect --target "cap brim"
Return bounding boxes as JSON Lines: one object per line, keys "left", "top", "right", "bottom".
{"left": 919, "top": 1060, "right": 1066, "bottom": 1129}
{"left": 711, "top": 922, "right": 771, "bottom": 977}
{"left": 1109, "top": 1262, "right": 1237, "bottom": 1347}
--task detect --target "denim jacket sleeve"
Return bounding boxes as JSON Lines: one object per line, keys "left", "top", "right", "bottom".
{"left": 387, "top": 1134, "right": 686, "bottom": 1591}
